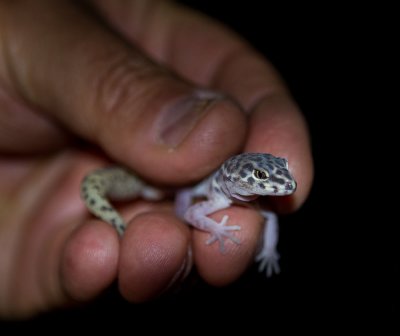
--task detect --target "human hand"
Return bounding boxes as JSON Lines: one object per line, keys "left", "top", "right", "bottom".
{"left": 0, "top": 0, "right": 313, "bottom": 318}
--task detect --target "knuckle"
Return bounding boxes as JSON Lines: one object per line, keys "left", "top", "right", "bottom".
{"left": 88, "top": 49, "right": 166, "bottom": 124}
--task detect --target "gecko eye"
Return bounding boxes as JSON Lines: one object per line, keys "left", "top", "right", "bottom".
{"left": 253, "top": 169, "right": 269, "bottom": 180}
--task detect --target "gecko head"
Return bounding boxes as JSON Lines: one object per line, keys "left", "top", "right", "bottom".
{"left": 225, "top": 153, "right": 297, "bottom": 198}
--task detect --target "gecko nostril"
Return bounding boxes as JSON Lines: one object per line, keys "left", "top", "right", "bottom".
{"left": 285, "top": 182, "right": 293, "bottom": 191}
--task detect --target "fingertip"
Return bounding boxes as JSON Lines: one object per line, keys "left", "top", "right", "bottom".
{"left": 193, "top": 206, "right": 262, "bottom": 286}
{"left": 119, "top": 211, "right": 190, "bottom": 302}
{"left": 61, "top": 221, "right": 119, "bottom": 302}
{"left": 247, "top": 94, "right": 314, "bottom": 212}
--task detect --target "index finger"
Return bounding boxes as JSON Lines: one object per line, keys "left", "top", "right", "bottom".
{"left": 167, "top": 5, "right": 313, "bottom": 210}
{"left": 91, "top": 1, "right": 313, "bottom": 210}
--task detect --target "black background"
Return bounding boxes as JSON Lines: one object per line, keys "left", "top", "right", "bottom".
{"left": 1, "top": 0, "right": 395, "bottom": 330}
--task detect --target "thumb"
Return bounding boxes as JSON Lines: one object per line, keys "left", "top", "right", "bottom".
{"left": 0, "top": 1, "right": 246, "bottom": 183}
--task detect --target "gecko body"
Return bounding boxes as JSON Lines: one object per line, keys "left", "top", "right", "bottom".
{"left": 81, "top": 153, "right": 297, "bottom": 277}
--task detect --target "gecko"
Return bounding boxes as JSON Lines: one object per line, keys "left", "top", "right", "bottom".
{"left": 80, "top": 153, "right": 297, "bottom": 277}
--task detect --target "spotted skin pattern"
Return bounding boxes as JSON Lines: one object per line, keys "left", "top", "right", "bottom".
{"left": 81, "top": 153, "right": 297, "bottom": 277}
{"left": 80, "top": 167, "right": 164, "bottom": 235}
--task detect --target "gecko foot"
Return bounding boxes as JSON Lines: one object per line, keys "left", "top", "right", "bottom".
{"left": 255, "top": 248, "right": 280, "bottom": 277}
{"left": 205, "top": 215, "right": 241, "bottom": 253}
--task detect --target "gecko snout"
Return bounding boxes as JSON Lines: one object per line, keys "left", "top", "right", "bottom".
{"left": 285, "top": 181, "right": 296, "bottom": 192}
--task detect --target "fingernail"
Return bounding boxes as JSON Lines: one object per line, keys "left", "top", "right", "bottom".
{"left": 157, "top": 89, "right": 224, "bottom": 148}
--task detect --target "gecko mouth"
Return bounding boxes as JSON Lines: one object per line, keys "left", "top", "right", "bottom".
{"left": 231, "top": 193, "right": 259, "bottom": 202}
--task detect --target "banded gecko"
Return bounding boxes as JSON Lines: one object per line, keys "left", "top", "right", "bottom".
{"left": 81, "top": 153, "right": 297, "bottom": 277}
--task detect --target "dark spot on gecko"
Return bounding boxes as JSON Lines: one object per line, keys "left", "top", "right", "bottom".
{"left": 223, "top": 173, "right": 231, "bottom": 181}
{"left": 283, "top": 171, "right": 292, "bottom": 180}
{"left": 111, "top": 218, "right": 116, "bottom": 225}
{"left": 273, "top": 186, "right": 278, "bottom": 193}
{"left": 101, "top": 206, "right": 113, "bottom": 211}
{"left": 258, "top": 183, "right": 266, "bottom": 189}
{"left": 266, "top": 163, "right": 274, "bottom": 171}
{"left": 82, "top": 186, "right": 87, "bottom": 192}
{"left": 242, "top": 163, "right": 254, "bottom": 172}
{"left": 93, "top": 185, "right": 101, "bottom": 191}
{"left": 239, "top": 170, "right": 247, "bottom": 178}
{"left": 270, "top": 176, "right": 285, "bottom": 185}
{"left": 275, "top": 158, "right": 287, "bottom": 168}
{"left": 275, "top": 170, "right": 283, "bottom": 175}
{"left": 89, "top": 199, "right": 96, "bottom": 206}
{"left": 213, "top": 186, "right": 222, "bottom": 194}
{"left": 246, "top": 176, "right": 255, "bottom": 185}
{"left": 83, "top": 193, "right": 89, "bottom": 200}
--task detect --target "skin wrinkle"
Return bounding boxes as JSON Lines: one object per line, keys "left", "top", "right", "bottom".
{"left": 89, "top": 50, "right": 158, "bottom": 138}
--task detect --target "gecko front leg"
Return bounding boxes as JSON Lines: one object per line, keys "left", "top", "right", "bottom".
{"left": 183, "top": 197, "right": 241, "bottom": 253}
